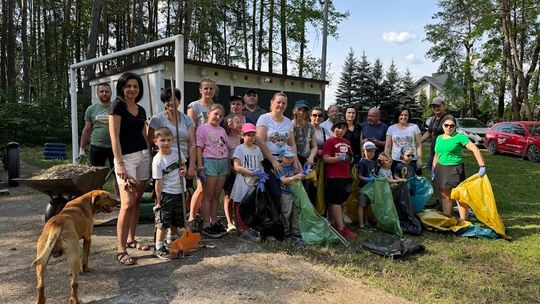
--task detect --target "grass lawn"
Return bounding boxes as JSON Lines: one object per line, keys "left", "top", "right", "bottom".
{"left": 19, "top": 144, "right": 540, "bottom": 303}
{"left": 264, "top": 147, "right": 540, "bottom": 304}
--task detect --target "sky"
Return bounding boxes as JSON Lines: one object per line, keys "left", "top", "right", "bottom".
{"left": 310, "top": 1, "right": 441, "bottom": 108}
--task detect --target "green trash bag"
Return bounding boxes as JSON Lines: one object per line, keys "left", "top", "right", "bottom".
{"left": 361, "top": 178, "right": 403, "bottom": 236}
{"left": 290, "top": 181, "right": 339, "bottom": 245}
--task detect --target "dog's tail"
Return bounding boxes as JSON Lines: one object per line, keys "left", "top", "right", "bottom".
{"left": 32, "top": 223, "right": 62, "bottom": 268}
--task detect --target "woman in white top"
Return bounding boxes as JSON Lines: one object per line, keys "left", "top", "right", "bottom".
{"left": 384, "top": 106, "right": 423, "bottom": 170}
{"left": 186, "top": 78, "right": 216, "bottom": 222}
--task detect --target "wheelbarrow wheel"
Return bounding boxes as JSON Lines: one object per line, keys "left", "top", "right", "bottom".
{"left": 45, "top": 196, "right": 69, "bottom": 222}
{"left": 7, "top": 144, "right": 20, "bottom": 187}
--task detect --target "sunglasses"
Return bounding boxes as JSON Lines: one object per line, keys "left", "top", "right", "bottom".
{"left": 405, "top": 154, "right": 415, "bottom": 158}
{"left": 311, "top": 113, "right": 323, "bottom": 117}
{"left": 443, "top": 124, "right": 455, "bottom": 128}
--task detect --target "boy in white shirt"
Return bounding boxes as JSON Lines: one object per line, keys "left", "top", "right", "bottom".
{"left": 152, "top": 127, "right": 187, "bottom": 259}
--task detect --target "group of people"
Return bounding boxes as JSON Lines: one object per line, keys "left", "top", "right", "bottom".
{"left": 79, "top": 73, "right": 487, "bottom": 265}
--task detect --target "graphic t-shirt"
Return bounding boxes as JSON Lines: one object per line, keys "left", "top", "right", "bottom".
{"left": 152, "top": 150, "right": 187, "bottom": 194}
{"left": 434, "top": 133, "right": 470, "bottom": 166}
{"left": 386, "top": 123, "right": 421, "bottom": 161}
{"left": 230, "top": 144, "right": 264, "bottom": 202}
{"left": 293, "top": 121, "right": 316, "bottom": 158}
{"left": 322, "top": 136, "right": 351, "bottom": 179}
{"left": 187, "top": 100, "right": 210, "bottom": 127}
{"left": 393, "top": 161, "right": 415, "bottom": 179}
{"left": 275, "top": 164, "right": 295, "bottom": 195}
{"left": 256, "top": 113, "right": 293, "bottom": 159}
{"left": 357, "top": 158, "right": 376, "bottom": 187}
{"left": 85, "top": 102, "right": 112, "bottom": 148}
{"left": 195, "top": 124, "right": 229, "bottom": 159}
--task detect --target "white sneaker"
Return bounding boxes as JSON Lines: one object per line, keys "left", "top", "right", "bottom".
{"left": 227, "top": 223, "right": 237, "bottom": 233}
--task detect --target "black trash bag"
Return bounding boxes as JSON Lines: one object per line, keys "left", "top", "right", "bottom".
{"left": 393, "top": 182, "right": 423, "bottom": 235}
{"left": 362, "top": 232, "right": 425, "bottom": 258}
{"left": 239, "top": 187, "right": 284, "bottom": 240}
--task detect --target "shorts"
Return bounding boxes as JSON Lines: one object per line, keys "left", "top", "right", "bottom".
{"left": 90, "top": 145, "right": 114, "bottom": 167}
{"left": 434, "top": 163, "right": 465, "bottom": 190}
{"left": 325, "top": 178, "right": 351, "bottom": 205}
{"left": 357, "top": 191, "right": 370, "bottom": 208}
{"left": 154, "top": 192, "right": 184, "bottom": 229}
{"left": 203, "top": 157, "right": 229, "bottom": 176}
{"left": 114, "top": 150, "right": 150, "bottom": 185}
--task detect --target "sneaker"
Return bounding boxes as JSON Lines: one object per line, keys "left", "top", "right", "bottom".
{"left": 292, "top": 237, "right": 305, "bottom": 246}
{"left": 202, "top": 225, "right": 223, "bottom": 239}
{"left": 339, "top": 228, "right": 358, "bottom": 239}
{"left": 213, "top": 222, "right": 227, "bottom": 234}
{"left": 241, "top": 229, "right": 261, "bottom": 242}
{"left": 227, "top": 223, "right": 237, "bottom": 233}
{"left": 153, "top": 247, "right": 171, "bottom": 260}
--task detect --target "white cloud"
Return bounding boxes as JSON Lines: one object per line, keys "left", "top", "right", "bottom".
{"left": 382, "top": 31, "right": 416, "bottom": 44}
{"left": 405, "top": 53, "right": 423, "bottom": 65}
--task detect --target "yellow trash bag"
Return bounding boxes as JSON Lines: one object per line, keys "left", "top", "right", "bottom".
{"left": 315, "top": 159, "right": 326, "bottom": 215}
{"left": 451, "top": 174, "right": 511, "bottom": 240}
{"left": 418, "top": 210, "right": 471, "bottom": 233}
{"left": 344, "top": 166, "right": 360, "bottom": 222}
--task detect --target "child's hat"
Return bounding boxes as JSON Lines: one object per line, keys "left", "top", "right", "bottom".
{"left": 400, "top": 145, "right": 414, "bottom": 155}
{"left": 278, "top": 144, "right": 296, "bottom": 157}
{"left": 363, "top": 141, "right": 377, "bottom": 150}
{"left": 241, "top": 123, "right": 256, "bottom": 134}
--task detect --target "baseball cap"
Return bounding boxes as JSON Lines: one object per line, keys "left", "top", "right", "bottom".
{"left": 431, "top": 96, "right": 446, "bottom": 105}
{"left": 363, "top": 141, "right": 377, "bottom": 150}
{"left": 278, "top": 144, "right": 296, "bottom": 158}
{"left": 229, "top": 95, "right": 244, "bottom": 103}
{"left": 331, "top": 118, "right": 347, "bottom": 130}
{"left": 241, "top": 123, "right": 256, "bottom": 134}
{"left": 245, "top": 88, "right": 257, "bottom": 95}
{"left": 295, "top": 100, "right": 310, "bottom": 109}
{"left": 400, "top": 145, "right": 415, "bottom": 155}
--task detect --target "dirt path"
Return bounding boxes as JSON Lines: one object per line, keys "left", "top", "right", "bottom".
{"left": 0, "top": 163, "right": 408, "bottom": 304}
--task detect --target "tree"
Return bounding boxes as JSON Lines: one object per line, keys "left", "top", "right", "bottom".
{"left": 335, "top": 49, "right": 359, "bottom": 107}
{"left": 371, "top": 58, "right": 385, "bottom": 106}
{"left": 355, "top": 51, "right": 374, "bottom": 109}
{"left": 379, "top": 60, "right": 402, "bottom": 123}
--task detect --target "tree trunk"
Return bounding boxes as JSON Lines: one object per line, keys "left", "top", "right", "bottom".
{"left": 298, "top": 0, "right": 306, "bottom": 78}
{"left": 497, "top": 51, "right": 507, "bottom": 119}
{"left": 268, "top": 0, "right": 274, "bottom": 73}
{"left": 61, "top": 0, "right": 72, "bottom": 83}
{"left": 502, "top": 0, "right": 520, "bottom": 120}
{"left": 6, "top": 0, "right": 16, "bottom": 101}
{"left": 184, "top": 0, "right": 193, "bottom": 57}
{"left": 251, "top": 0, "right": 256, "bottom": 70}
{"left": 279, "top": 0, "right": 287, "bottom": 75}
{"left": 20, "top": 0, "right": 30, "bottom": 102}
{"left": 85, "top": 0, "right": 102, "bottom": 85}
{"left": 257, "top": 0, "right": 264, "bottom": 71}
{"left": 241, "top": 0, "right": 249, "bottom": 68}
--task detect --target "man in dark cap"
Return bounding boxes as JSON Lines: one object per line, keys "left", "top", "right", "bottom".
{"left": 242, "top": 88, "right": 267, "bottom": 123}
{"left": 421, "top": 96, "right": 450, "bottom": 171}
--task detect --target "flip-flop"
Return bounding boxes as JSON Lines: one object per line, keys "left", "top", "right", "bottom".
{"left": 126, "top": 240, "right": 151, "bottom": 251}
{"left": 116, "top": 252, "right": 136, "bottom": 266}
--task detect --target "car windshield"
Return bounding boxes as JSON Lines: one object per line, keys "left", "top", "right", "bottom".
{"left": 457, "top": 118, "right": 486, "bottom": 128}
{"left": 526, "top": 124, "right": 540, "bottom": 136}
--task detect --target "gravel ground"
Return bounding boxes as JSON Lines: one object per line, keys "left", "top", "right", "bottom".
{"left": 0, "top": 163, "right": 409, "bottom": 304}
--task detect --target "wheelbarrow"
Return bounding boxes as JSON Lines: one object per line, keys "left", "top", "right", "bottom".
{"left": 16, "top": 166, "right": 111, "bottom": 221}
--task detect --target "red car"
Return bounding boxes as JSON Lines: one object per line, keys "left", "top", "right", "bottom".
{"left": 485, "top": 121, "right": 540, "bottom": 162}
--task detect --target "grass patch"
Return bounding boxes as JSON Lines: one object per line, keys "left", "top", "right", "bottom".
{"left": 20, "top": 145, "right": 72, "bottom": 169}
{"left": 264, "top": 147, "right": 540, "bottom": 303}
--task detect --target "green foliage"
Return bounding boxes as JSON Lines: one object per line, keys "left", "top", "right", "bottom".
{"left": 335, "top": 49, "right": 360, "bottom": 107}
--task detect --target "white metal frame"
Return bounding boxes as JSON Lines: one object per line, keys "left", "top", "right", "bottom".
{"left": 69, "top": 35, "right": 183, "bottom": 163}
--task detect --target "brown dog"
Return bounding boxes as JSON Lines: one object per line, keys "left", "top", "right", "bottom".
{"left": 32, "top": 190, "right": 118, "bottom": 304}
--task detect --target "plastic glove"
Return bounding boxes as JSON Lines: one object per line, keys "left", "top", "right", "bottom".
{"left": 75, "top": 148, "right": 86, "bottom": 163}
{"left": 365, "top": 176, "right": 375, "bottom": 183}
{"left": 302, "top": 163, "right": 313, "bottom": 175}
{"left": 478, "top": 166, "right": 486, "bottom": 177}
{"left": 255, "top": 178, "right": 266, "bottom": 192}
{"left": 431, "top": 170, "right": 436, "bottom": 181}
{"left": 337, "top": 154, "right": 350, "bottom": 162}
{"left": 197, "top": 171, "right": 207, "bottom": 182}
{"left": 252, "top": 168, "right": 267, "bottom": 179}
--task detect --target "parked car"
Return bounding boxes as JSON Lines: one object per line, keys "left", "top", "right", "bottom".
{"left": 456, "top": 118, "right": 489, "bottom": 146}
{"left": 485, "top": 121, "right": 540, "bottom": 162}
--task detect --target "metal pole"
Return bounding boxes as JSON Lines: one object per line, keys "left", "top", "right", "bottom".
{"left": 70, "top": 68, "right": 78, "bottom": 163}
{"left": 320, "top": 0, "right": 329, "bottom": 109}
{"left": 175, "top": 36, "right": 184, "bottom": 112}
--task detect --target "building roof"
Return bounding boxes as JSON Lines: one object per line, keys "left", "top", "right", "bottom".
{"left": 414, "top": 73, "right": 448, "bottom": 90}
{"left": 87, "top": 56, "right": 328, "bottom": 85}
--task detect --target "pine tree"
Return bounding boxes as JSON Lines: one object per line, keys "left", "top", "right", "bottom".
{"left": 355, "top": 51, "right": 375, "bottom": 110}
{"left": 371, "top": 58, "right": 385, "bottom": 107}
{"left": 400, "top": 69, "right": 422, "bottom": 120}
{"left": 379, "top": 60, "right": 402, "bottom": 124}
{"left": 335, "top": 49, "right": 360, "bottom": 107}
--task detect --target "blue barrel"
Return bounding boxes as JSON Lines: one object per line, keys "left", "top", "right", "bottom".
{"left": 44, "top": 143, "right": 67, "bottom": 160}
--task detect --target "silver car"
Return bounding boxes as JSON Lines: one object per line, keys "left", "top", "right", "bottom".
{"left": 456, "top": 118, "right": 488, "bottom": 146}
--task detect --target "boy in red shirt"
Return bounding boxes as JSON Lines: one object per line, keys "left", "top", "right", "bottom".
{"left": 322, "top": 119, "right": 358, "bottom": 239}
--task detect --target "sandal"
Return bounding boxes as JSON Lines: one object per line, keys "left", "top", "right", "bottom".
{"left": 116, "top": 252, "right": 136, "bottom": 266}
{"left": 126, "top": 240, "right": 151, "bottom": 251}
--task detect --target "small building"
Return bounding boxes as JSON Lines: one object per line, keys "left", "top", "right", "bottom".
{"left": 88, "top": 56, "right": 328, "bottom": 117}
{"left": 414, "top": 73, "right": 448, "bottom": 99}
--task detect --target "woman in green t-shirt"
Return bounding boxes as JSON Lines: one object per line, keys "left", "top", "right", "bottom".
{"left": 432, "top": 116, "right": 486, "bottom": 220}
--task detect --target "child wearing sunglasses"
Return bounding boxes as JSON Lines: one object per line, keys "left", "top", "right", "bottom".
{"left": 393, "top": 145, "right": 417, "bottom": 181}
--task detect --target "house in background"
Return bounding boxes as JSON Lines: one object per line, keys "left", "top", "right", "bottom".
{"left": 414, "top": 73, "right": 448, "bottom": 99}
{"left": 87, "top": 56, "right": 327, "bottom": 117}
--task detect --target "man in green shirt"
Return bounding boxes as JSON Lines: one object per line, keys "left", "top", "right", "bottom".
{"left": 77, "top": 83, "right": 114, "bottom": 167}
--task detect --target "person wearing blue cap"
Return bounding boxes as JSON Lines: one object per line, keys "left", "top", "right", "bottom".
{"left": 292, "top": 100, "right": 317, "bottom": 167}
{"left": 275, "top": 144, "right": 306, "bottom": 245}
